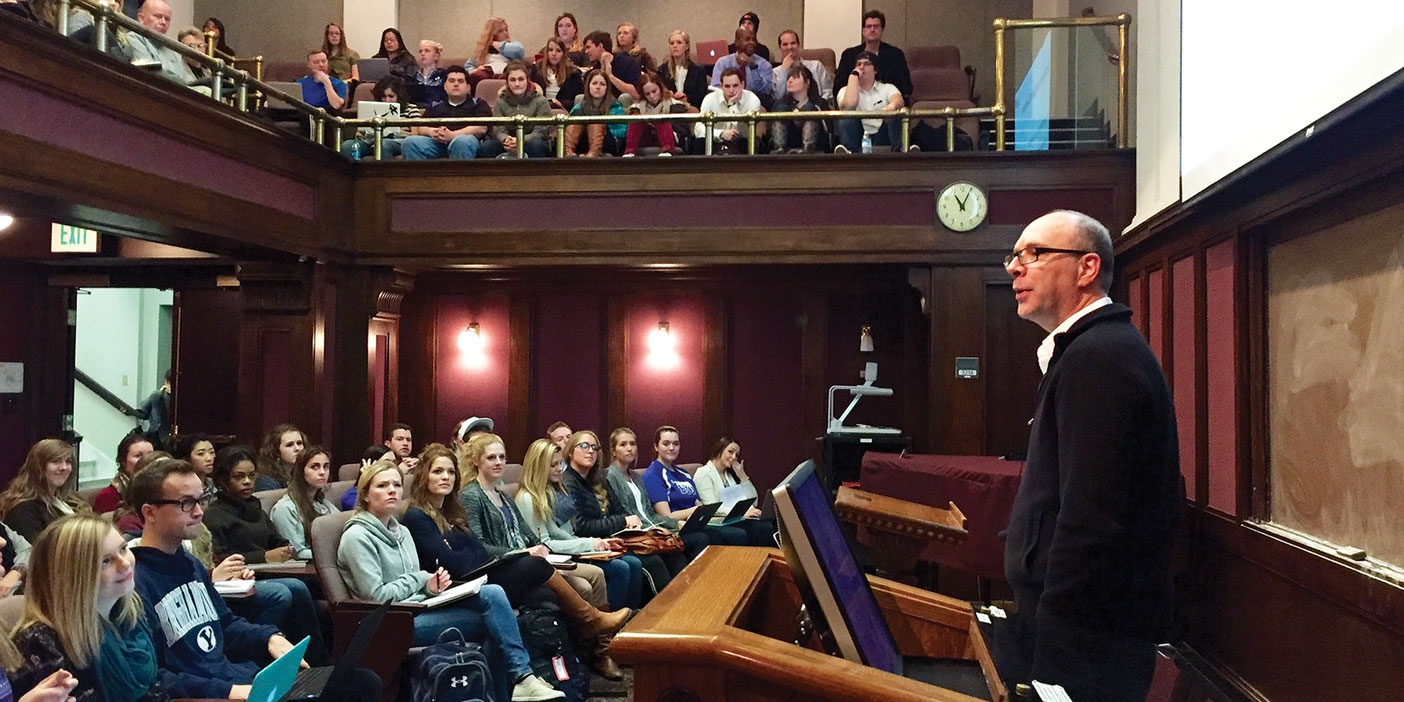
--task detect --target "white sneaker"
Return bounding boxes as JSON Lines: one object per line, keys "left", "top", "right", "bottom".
{"left": 512, "top": 674, "right": 565, "bottom": 701}
{"left": 622, "top": 152, "right": 636, "bottom": 158}
{"left": 658, "top": 151, "right": 673, "bottom": 157}
{"left": 833, "top": 144, "right": 851, "bottom": 154}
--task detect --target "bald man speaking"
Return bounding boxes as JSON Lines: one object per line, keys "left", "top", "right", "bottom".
{"left": 1000, "top": 211, "right": 1180, "bottom": 701}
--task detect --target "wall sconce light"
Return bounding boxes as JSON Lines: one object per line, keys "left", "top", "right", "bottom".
{"left": 0, "top": 213, "right": 13, "bottom": 231}
{"left": 457, "top": 322, "right": 483, "bottom": 353}
{"left": 647, "top": 321, "right": 678, "bottom": 368}
{"left": 860, "top": 326, "right": 875, "bottom": 353}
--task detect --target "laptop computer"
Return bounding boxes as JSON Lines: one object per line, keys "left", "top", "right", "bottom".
{"left": 357, "top": 57, "right": 389, "bottom": 82}
{"left": 696, "top": 39, "right": 728, "bottom": 65}
{"left": 717, "top": 496, "right": 758, "bottom": 526}
{"left": 679, "top": 502, "right": 722, "bottom": 534}
{"left": 355, "top": 100, "right": 403, "bottom": 136}
{"left": 246, "top": 635, "right": 309, "bottom": 702}
{"left": 283, "top": 599, "right": 391, "bottom": 700}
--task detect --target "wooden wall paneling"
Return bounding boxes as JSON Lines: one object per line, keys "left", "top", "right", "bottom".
{"left": 901, "top": 282, "right": 931, "bottom": 454}
{"left": 396, "top": 288, "right": 438, "bottom": 446}
{"left": 1203, "top": 238, "right": 1239, "bottom": 517}
{"left": 606, "top": 297, "right": 629, "bottom": 436}
{"left": 507, "top": 294, "right": 533, "bottom": 459}
{"left": 703, "top": 295, "right": 731, "bottom": 446}
{"left": 1124, "top": 272, "right": 1143, "bottom": 335}
{"left": 1169, "top": 255, "right": 1199, "bottom": 504}
{"left": 980, "top": 269, "right": 1043, "bottom": 458}
{"left": 799, "top": 292, "right": 829, "bottom": 464}
{"left": 170, "top": 287, "right": 242, "bottom": 439}
{"left": 1241, "top": 229, "right": 1269, "bottom": 520}
{"left": 0, "top": 274, "right": 74, "bottom": 477}
{"left": 926, "top": 267, "right": 987, "bottom": 455}
{"left": 1146, "top": 267, "right": 1166, "bottom": 365}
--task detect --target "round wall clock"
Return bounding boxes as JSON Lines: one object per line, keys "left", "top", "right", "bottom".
{"left": 937, "top": 181, "right": 988, "bottom": 232}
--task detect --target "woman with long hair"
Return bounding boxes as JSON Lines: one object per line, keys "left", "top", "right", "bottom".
{"left": 516, "top": 438, "right": 644, "bottom": 610}
{"left": 269, "top": 446, "right": 339, "bottom": 559}
{"left": 0, "top": 439, "right": 92, "bottom": 542}
{"left": 693, "top": 436, "right": 776, "bottom": 546}
{"left": 9, "top": 515, "right": 167, "bottom": 702}
{"left": 340, "top": 76, "right": 423, "bottom": 160}
{"left": 531, "top": 37, "right": 582, "bottom": 110}
{"left": 602, "top": 427, "right": 707, "bottom": 570}
{"left": 202, "top": 17, "right": 233, "bottom": 56}
{"left": 554, "top": 12, "right": 584, "bottom": 64}
{"left": 404, "top": 443, "right": 629, "bottom": 679}
{"left": 661, "top": 29, "right": 708, "bottom": 109}
{"left": 93, "top": 432, "right": 153, "bottom": 514}
{"left": 770, "top": 64, "right": 829, "bottom": 153}
{"left": 469, "top": 17, "right": 524, "bottom": 86}
{"left": 338, "top": 460, "right": 565, "bottom": 702}
{"left": 623, "top": 71, "right": 683, "bottom": 156}
{"left": 254, "top": 423, "right": 304, "bottom": 491}
{"left": 371, "top": 27, "right": 415, "bottom": 82}
{"left": 615, "top": 22, "right": 656, "bottom": 73}
{"left": 642, "top": 426, "right": 748, "bottom": 546}
{"left": 564, "top": 69, "right": 625, "bottom": 157}
{"left": 322, "top": 22, "right": 361, "bottom": 82}
{"left": 172, "top": 433, "right": 216, "bottom": 480}
{"left": 485, "top": 61, "right": 553, "bottom": 158}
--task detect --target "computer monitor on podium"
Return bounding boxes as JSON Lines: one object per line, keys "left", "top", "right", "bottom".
{"left": 772, "top": 460, "right": 904, "bottom": 676}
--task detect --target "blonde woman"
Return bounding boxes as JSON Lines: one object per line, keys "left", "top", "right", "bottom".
{"left": 615, "top": 22, "right": 657, "bottom": 73}
{"left": 0, "top": 439, "right": 93, "bottom": 542}
{"left": 469, "top": 17, "right": 525, "bottom": 86}
{"left": 10, "top": 515, "right": 166, "bottom": 701}
{"left": 661, "top": 29, "right": 708, "bottom": 108}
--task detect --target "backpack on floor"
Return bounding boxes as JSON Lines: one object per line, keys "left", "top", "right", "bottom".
{"left": 516, "top": 606, "right": 590, "bottom": 702}
{"left": 411, "top": 627, "right": 495, "bottom": 702}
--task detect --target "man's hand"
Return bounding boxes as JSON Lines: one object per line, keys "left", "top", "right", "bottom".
{"left": 265, "top": 545, "right": 295, "bottom": 563}
{"left": 735, "top": 52, "right": 752, "bottom": 67}
{"left": 721, "top": 128, "right": 739, "bottom": 141}
{"left": 599, "top": 51, "right": 613, "bottom": 74}
{"left": 267, "top": 634, "right": 308, "bottom": 669}
{"left": 778, "top": 53, "right": 796, "bottom": 72}
{"left": 502, "top": 135, "right": 518, "bottom": 150}
{"left": 399, "top": 456, "right": 419, "bottom": 472}
{"left": 211, "top": 555, "right": 249, "bottom": 582}
{"left": 312, "top": 70, "right": 331, "bottom": 84}
{"left": 745, "top": 506, "right": 763, "bottom": 519}
{"left": 432, "top": 126, "right": 453, "bottom": 143}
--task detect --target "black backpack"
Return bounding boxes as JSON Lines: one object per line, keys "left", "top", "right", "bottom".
{"left": 516, "top": 606, "right": 590, "bottom": 702}
{"left": 410, "top": 627, "right": 495, "bottom": 702}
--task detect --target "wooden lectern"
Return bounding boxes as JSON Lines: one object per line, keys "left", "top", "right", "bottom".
{"left": 834, "top": 485, "right": 968, "bottom": 585}
{"left": 611, "top": 547, "right": 1008, "bottom": 702}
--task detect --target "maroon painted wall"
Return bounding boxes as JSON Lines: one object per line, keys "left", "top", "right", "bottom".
{"left": 433, "top": 294, "right": 513, "bottom": 444}
{"left": 533, "top": 291, "right": 607, "bottom": 434}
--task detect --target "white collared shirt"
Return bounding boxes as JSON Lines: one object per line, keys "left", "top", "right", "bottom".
{"left": 1037, "top": 296, "right": 1113, "bottom": 374}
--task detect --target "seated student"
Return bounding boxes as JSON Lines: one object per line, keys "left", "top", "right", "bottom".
{"left": 408, "top": 40, "right": 447, "bottom": 109}
{"left": 269, "top": 445, "right": 339, "bottom": 560}
{"left": 372, "top": 27, "right": 416, "bottom": 83}
{"left": 481, "top": 61, "right": 552, "bottom": 159}
{"left": 0, "top": 520, "right": 29, "bottom": 598}
{"left": 660, "top": 30, "right": 708, "bottom": 110}
{"left": 615, "top": 22, "right": 657, "bottom": 74}
{"left": 835, "top": 10, "right": 913, "bottom": 103}
{"left": 564, "top": 69, "right": 625, "bottom": 158}
{"left": 177, "top": 28, "right": 209, "bottom": 81}
{"left": 323, "top": 22, "right": 361, "bottom": 82}
{"left": 602, "top": 428, "right": 706, "bottom": 571}
{"left": 515, "top": 438, "right": 644, "bottom": 612}
{"left": 774, "top": 29, "right": 834, "bottom": 102}
{"left": 402, "top": 66, "right": 491, "bottom": 160}
{"left": 694, "top": 68, "right": 764, "bottom": 155}
{"left": 339, "top": 460, "right": 565, "bottom": 702}
{"left": 770, "top": 64, "right": 829, "bottom": 153}
{"left": 254, "top": 423, "right": 304, "bottom": 491}
{"left": 0, "top": 439, "right": 93, "bottom": 543}
{"left": 468, "top": 17, "right": 526, "bottom": 87}
{"left": 202, "top": 16, "right": 232, "bottom": 55}
{"left": 711, "top": 27, "right": 774, "bottom": 107}
{"left": 383, "top": 422, "right": 417, "bottom": 469}
{"left": 0, "top": 652, "right": 76, "bottom": 702}
{"left": 10, "top": 515, "right": 168, "bottom": 702}
{"left": 173, "top": 433, "right": 216, "bottom": 479}
{"left": 297, "top": 49, "right": 347, "bottom": 111}
{"left": 622, "top": 72, "right": 684, "bottom": 157}
{"left": 340, "top": 76, "right": 422, "bottom": 160}
{"left": 581, "top": 31, "right": 639, "bottom": 100}
{"left": 642, "top": 426, "right": 748, "bottom": 546}
{"left": 456, "top": 434, "right": 612, "bottom": 611}
{"left": 339, "top": 445, "right": 397, "bottom": 511}
{"left": 203, "top": 446, "right": 327, "bottom": 665}
{"left": 546, "top": 422, "right": 573, "bottom": 451}
{"left": 834, "top": 51, "right": 905, "bottom": 154}
{"left": 404, "top": 444, "right": 629, "bottom": 680}
{"left": 531, "top": 38, "right": 583, "bottom": 111}
{"left": 693, "top": 437, "right": 775, "bottom": 547}
{"left": 451, "top": 416, "right": 496, "bottom": 452}
{"left": 129, "top": 459, "right": 355, "bottom": 700}
{"left": 126, "top": 0, "right": 196, "bottom": 88}
{"left": 553, "top": 12, "right": 586, "bottom": 66}
{"left": 729, "top": 11, "right": 772, "bottom": 62}
{"left": 95, "top": 432, "right": 154, "bottom": 515}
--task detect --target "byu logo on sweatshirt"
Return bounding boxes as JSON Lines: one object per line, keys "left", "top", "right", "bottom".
{"left": 154, "top": 582, "right": 221, "bottom": 646}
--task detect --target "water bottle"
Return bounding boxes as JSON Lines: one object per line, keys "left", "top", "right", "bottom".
{"left": 347, "top": 140, "right": 364, "bottom": 160}
{"left": 861, "top": 132, "right": 873, "bottom": 154}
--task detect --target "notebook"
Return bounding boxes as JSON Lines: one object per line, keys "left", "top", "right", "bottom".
{"left": 245, "top": 635, "right": 308, "bottom": 702}
{"left": 422, "top": 574, "right": 488, "bottom": 609}
{"left": 355, "top": 100, "right": 403, "bottom": 136}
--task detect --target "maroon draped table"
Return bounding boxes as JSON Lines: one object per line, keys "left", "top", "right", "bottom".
{"left": 859, "top": 452, "right": 1023, "bottom": 580}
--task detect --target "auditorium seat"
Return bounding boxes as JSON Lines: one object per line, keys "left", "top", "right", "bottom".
{"left": 500, "top": 462, "right": 523, "bottom": 497}
{"left": 255, "top": 487, "right": 285, "bottom": 514}
{"left": 0, "top": 595, "right": 23, "bottom": 632}
{"left": 907, "top": 44, "right": 962, "bottom": 71}
{"left": 78, "top": 485, "right": 104, "bottom": 506}
{"left": 343, "top": 81, "right": 375, "bottom": 115}
{"left": 475, "top": 78, "right": 505, "bottom": 109}
{"left": 912, "top": 99, "right": 980, "bottom": 145}
{"left": 799, "top": 47, "right": 837, "bottom": 84}
{"left": 261, "top": 61, "right": 305, "bottom": 83}
{"left": 339, "top": 462, "right": 360, "bottom": 482}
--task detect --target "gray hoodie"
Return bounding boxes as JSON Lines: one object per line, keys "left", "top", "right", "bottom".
{"left": 336, "top": 511, "right": 430, "bottom": 603}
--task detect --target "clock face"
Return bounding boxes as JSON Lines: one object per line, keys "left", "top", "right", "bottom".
{"left": 937, "top": 181, "right": 987, "bottom": 232}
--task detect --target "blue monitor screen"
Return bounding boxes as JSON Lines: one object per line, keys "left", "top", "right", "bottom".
{"left": 779, "top": 461, "right": 903, "bottom": 675}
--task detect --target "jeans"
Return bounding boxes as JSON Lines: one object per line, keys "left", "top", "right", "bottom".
{"left": 601, "top": 555, "right": 644, "bottom": 610}
{"left": 478, "top": 134, "right": 551, "bottom": 158}
{"left": 340, "top": 136, "right": 404, "bottom": 160}
{"left": 414, "top": 584, "right": 532, "bottom": 678}
{"left": 835, "top": 116, "right": 904, "bottom": 152}
{"left": 229, "top": 577, "right": 329, "bottom": 666}
{"left": 402, "top": 134, "right": 482, "bottom": 159}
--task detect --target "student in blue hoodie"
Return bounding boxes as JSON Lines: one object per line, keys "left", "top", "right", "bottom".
{"left": 127, "top": 459, "right": 381, "bottom": 701}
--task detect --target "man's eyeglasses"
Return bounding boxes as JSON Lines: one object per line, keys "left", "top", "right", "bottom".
{"left": 575, "top": 442, "right": 601, "bottom": 452}
{"left": 1003, "top": 246, "right": 1091, "bottom": 268}
{"left": 149, "top": 494, "right": 214, "bottom": 513}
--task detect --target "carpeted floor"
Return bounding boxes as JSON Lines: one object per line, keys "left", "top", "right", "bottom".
{"left": 586, "top": 666, "right": 633, "bottom": 700}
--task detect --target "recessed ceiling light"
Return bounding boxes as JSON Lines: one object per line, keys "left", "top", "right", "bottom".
{"left": 0, "top": 213, "right": 13, "bottom": 231}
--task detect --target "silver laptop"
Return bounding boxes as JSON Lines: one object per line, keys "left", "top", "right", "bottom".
{"left": 356, "top": 100, "right": 402, "bottom": 136}
{"left": 357, "top": 58, "right": 389, "bottom": 82}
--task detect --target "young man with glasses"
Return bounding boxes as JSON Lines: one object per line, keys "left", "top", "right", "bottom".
{"left": 999, "top": 210, "right": 1180, "bottom": 701}
{"left": 834, "top": 10, "right": 912, "bottom": 103}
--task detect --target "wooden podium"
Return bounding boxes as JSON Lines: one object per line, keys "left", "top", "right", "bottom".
{"left": 611, "top": 547, "right": 1008, "bottom": 702}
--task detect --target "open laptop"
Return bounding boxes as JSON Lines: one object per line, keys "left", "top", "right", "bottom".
{"left": 283, "top": 599, "right": 391, "bottom": 700}
{"left": 679, "top": 502, "right": 722, "bottom": 534}
{"left": 716, "top": 496, "right": 758, "bottom": 526}
{"left": 355, "top": 100, "right": 403, "bottom": 136}
{"left": 357, "top": 57, "right": 390, "bottom": 82}
{"left": 246, "top": 635, "right": 309, "bottom": 702}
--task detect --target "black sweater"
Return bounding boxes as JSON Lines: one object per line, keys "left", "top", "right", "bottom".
{"left": 401, "top": 506, "right": 490, "bottom": 579}
{"left": 204, "top": 492, "right": 288, "bottom": 562}
{"left": 560, "top": 468, "right": 629, "bottom": 538}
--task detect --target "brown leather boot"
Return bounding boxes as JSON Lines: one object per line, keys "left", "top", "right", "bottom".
{"left": 584, "top": 124, "right": 606, "bottom": 158}
{"left": 544, "top": 571, "right": 631, "bottom": 637}
{"left": 592, "top": 636, "right": 624, "bottom": 680}
{"left": 563, "top": 124, "right": 583, "bottom": 157}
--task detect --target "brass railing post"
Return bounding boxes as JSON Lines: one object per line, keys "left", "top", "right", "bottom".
{"left": 1117, "top": 14, "right": 1129, "bottom": 148}
{"left": 212, "top": 60, "right": 224, "bottom": 102}
{"left": 703, "top": 113, "right": 715, "bottom": 155}
{"left": 515, "top": 116, "right": 525, "bottom": 158}
{"left": 236, "top": 76, "right": 248, "bottom": 112}
{"left": 944, "top": 107, "right": 956, "bottom": 152}
{"left": 899, "top": 108, "right": 911, "bottom": 152}
{"left": 373, "top": 120, "right": 384, "bottom": 161}
{"left": 94, "top": 6, "right": 109, "bottom": 54}
{"left": 57, "top": 0, "right": 70, "bottom": 35}
{"left": 203, "top": 30, "right": 217, "bottom": 58}
{"left": 993, "top": 18, "right": 1007, "bottom": 151}
{"left": 746, "top": 112, "right": 758, "bottom": 155}
{"left": 555, "top": 113, "right": 567, "bottom": 157}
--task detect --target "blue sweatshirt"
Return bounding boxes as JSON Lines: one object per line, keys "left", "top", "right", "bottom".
{"left": 132, "top": 544, "right": 278, "bottom": 699}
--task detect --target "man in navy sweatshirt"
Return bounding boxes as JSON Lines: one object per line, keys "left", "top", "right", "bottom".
{"left": 1001, "top": 211, "right": 1180, "bottom": 701}
{"left": 129, "top": 459, "right": 297, "bottom": 700}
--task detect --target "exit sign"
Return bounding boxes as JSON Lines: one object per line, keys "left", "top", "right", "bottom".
{"left": 51, "top": 223, "right": 100, "bottom": 253}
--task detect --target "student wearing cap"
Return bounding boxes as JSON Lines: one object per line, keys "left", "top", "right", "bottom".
{"left": 451, "top": 416, "right": 496, "bottom": 450}
{"left": 728, "top": 11, "right": 772, "bottom": 62}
